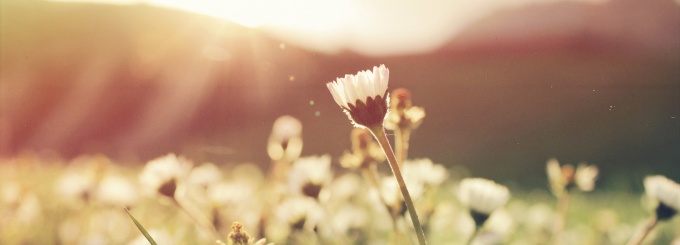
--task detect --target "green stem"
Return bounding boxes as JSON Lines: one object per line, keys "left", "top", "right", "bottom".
{"left": 369, "top": 126, "right": 428, "bottom": 245}
{"left": 626, "top": 215, "right": 658, "bottom": 245}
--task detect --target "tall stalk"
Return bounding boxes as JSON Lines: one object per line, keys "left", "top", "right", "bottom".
{"left": 369, "top": 126, "right": 427, "bottom": 245}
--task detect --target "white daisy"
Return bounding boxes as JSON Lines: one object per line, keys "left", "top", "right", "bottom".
{"left": 403, "top": 158, "right": 448, "bottom": 187}
{"left": 267, "top": 115, "right": 303, "bottom": 162}
{"left": 95, "top": 175, "right": 139, "bottom": 207}
{"left": 457, "top": 178, "right": 510, "bottom": 226}
{"left": 644, "top": 175, "right": 680, "bottom": 220}
{"left": 287, "top": 155, "right": 332, "bottom": 199}
{"left": 574, "top": 164, "right": 598, "bottom": 192}
{"left": 326, "top": 65, "right": 390, "bottom": 128}
{"left": 139, "top": 153, "right": 193, "bottom": 199}
{"left": 187, "top": 162, "right": 222, "bottom": 188}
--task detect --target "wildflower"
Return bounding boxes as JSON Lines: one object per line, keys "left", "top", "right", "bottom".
{"left": 55, "top": 169, "right": 97, "bottom": 205}
{"left": 547, "top": 159, "right": 598, "bottom": 196}
{"left": 644, "top": 175, "right": 680, "bottom": 220}
{"left": 457, "top": 178, "right": 510, "bottom": 227}
{"left": 139, "top": 154, "right": 193, "bottom": 199}
{"left": 267, "top": 115, "right": 303, "bottom": 162}
{"left": 188, "top": 163, "right": 223, "bottom": 188}
{"left": 327, "top": 65, "right": 427, "bottom": 245}
{"left": 276, "top": 197, "right": 322, "bottom": 231}
{"left": 626, "top": 175, "right": 680, "bottom": 245}
{"left": 403, "top": 158, "right": 448, "bottom": 188}
{"left": 339, "top": 128, "right": 385, "bottom": 170}
{"left": 95, "top": 175, "right": 139, "bottom": 207}
{"left": 574, "top": 164, "right": 599, "bottom": 192}
{"left": 288, "top": 155, "right": 332, "bottom": 199}
{"left": 326, "top": 64, "right": 390, "bottom": 129}
{"left": 384, "top": 88, "right": 425, "bottom": 131}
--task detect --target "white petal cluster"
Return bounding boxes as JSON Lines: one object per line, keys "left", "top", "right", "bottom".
{"left": 458, "top": 178, "right": 510, "bottom": 215}
{"left": 187, "top": 163, "right": 223, "bottom": 187}
{"left": 327, "top": 65, "right": 389, "bottom": 108}
{"left": 270, "top": 115, "right": 303, "bottom": 142}
{"left": 288, "top": 155, "right": 332, "bottom": 186}
{"left": 95, "top": 175, "right": 139, "bottom": 207}
{"left": 403, "top": 158, "right": 448, "bottom": 187}
{"left": 574, "top": 164, "right": 598, "bottom": 192}
{"left": 644, "top": 175, "right": 680, "bottom": 211}
{"left": 139, "top": 154, "right": 193, "bottom": 196}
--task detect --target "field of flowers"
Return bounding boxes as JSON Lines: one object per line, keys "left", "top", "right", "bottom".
{"left": 1, "top": 66, "right": 679, "bottom": 245}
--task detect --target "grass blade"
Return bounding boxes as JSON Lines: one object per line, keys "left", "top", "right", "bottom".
{"left": 125, "top": 208, "right": 158, "bottom": 245}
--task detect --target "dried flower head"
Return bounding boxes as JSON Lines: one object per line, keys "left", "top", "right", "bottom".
{"left": 228, "top": 222, "right": 250, "bottom": 245}
{"left": 326, "top": 65, "right": 390, "bottom": 129}
{"left": 385, "top": 88, "right": 425, "bottom": 130}
{"left": 267, "top": 115, "right": 303, "bottom": 162}
{"left": 139, "top": 154, "right": 193, "bottom": 199}
{"left": 457, "top": 178, "right": 511, "bottom": 227}
{"left": 644, "top": 175, "right": 680, "bottom": 220}
{"left": 339, "top": 128, "right": 385, "bottom": 169}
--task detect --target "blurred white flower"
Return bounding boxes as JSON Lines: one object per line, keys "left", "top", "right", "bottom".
{"left": 55, "top": 170, "right": 96, "bottom": 204}
{"left": 139, "top": 153, "right": 193, "bottom": 199}
{"left": 403, "top": 158, "right": 448, "bottom": 187}
{"left": 326, "top": 65, "right": 390, "bottom": 129}
{"left": 267, "top": 115, "right": 303, "bottom": 162}
{"left": 457, "top": 178, "right": 510, "bottom": 226}
{"left": 187, "top": 162, "right": 223, "bottom": 188}
{"left": 288, "top": 155, "right": 332, "bottom": 199}
{"left": 644, "top": 175, "right": 680, "bottom": 220}
{"left": 15, "top": 193, "right": 41, "bottom": 225}
{"left": 574, "top": 164, "right": 598, "bottom": 192}
{"left": 547, "top": 159, "right": 598, "bottom": 195}
{"left": 328, "top": 173, "right": 363, "bottom": 203}
{"left": 95, "top": 175, "right": 139, "bottom": 207}
{"left": 275, "top": 197, "right": 322, "bottom": 231}
{"left": 1, "top": 181, "right": 22, "bottom": 206}
{"left": 332, "top": 204, "right": 369, "bottom": 235}
{"left": 207, "top": 181, "right": 255, "bottom": 207}
{"left": 380, "top": 175, "right": 424, "bottom": 208}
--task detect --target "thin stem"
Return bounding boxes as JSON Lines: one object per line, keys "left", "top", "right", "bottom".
{"left": 394, "top": 127, "right": 411, "bottom": 166}
{"left": 626, "top": 215, "right": 658, "bottom": 245}
{"left": 551, "top": 192, "right": 570, "bottom": 245}
{"left": 369, "top": 126, "right": 428, "bottom": 245}
{"left": 466, "top": 227, "right": 479, "bottom": 245}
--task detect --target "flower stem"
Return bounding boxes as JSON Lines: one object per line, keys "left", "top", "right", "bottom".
{"left": 361, "top": 164, "right": 400, "bottom": 242}
{"left": 551, "top": 192, "right": 570, "bottom": 245}
{"left": 394, "top": 127, "right": 411, "bottom": 167}
{"left": 626, "top": 215, "right": 658, "bottom": 245}
{"left": 466, "top": 227, "right": 478, "bottom": 245}
{"left": 369, "top": 126, "right": 428, "bottom": 245}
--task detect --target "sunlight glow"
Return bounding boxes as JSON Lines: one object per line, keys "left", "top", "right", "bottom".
{"left": 49, "top": 0, "right": 612, "bottom": 56}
